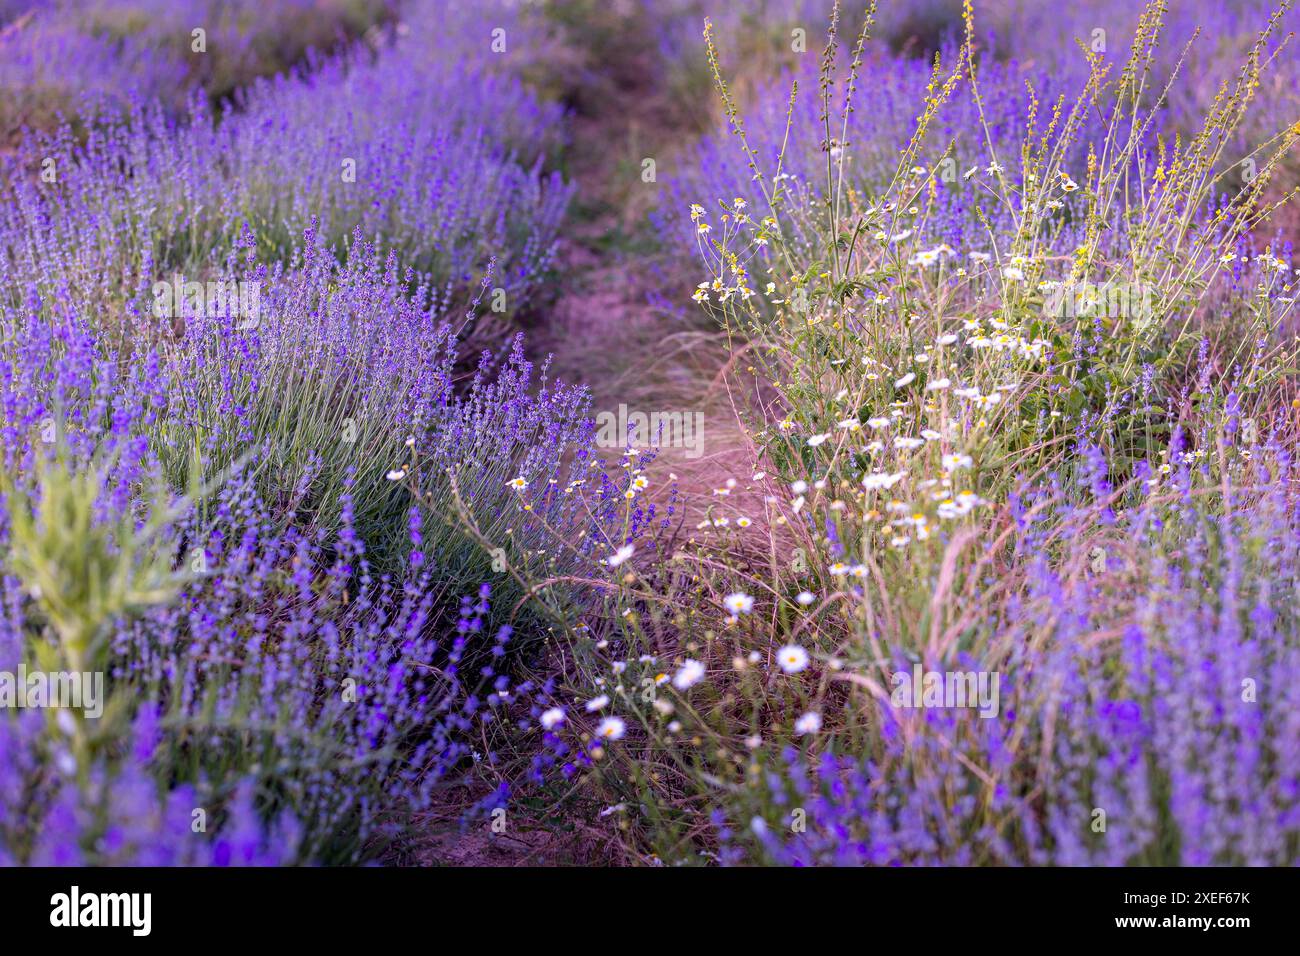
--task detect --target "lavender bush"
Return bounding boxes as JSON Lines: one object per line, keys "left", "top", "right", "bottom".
{"left": 0, "top": 242, "right": 621, "bottom": 861}
{"left": 0, "top": 2, "right": 571, "bottom": 329}
{"left": 0, "top": 0, "right": 398, "bottom": 141}
{"left": 660, "top": 1, "right": 1298, "bottom": 262}
{"left": 0, "top": 0, "right": 597, "bottom": 864}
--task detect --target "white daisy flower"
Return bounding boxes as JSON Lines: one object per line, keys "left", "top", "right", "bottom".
{"left": 794, "top": 711, "right": 823, "bottom": 735}
{"left": 672, "top": 659, "right": 706, "bottom": 690}
{"left": 596, "top": 716, "right": 626, "bottom": 740}
{"left": 777, "top": 644, "right": 810, "bottom": 673}
{"left": 723, "top": 592, "right": 755, "bottom": 615}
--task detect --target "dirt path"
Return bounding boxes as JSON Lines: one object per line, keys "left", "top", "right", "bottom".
{"left": 406, "top": 8, "right": 765, "bottom": 866}
{"left": 527, "top": 17, "right": 767, "bottom": 532}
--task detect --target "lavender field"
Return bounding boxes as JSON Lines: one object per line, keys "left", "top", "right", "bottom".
{"left": 0, "top": 0, "right": 1298, "bottom": 872}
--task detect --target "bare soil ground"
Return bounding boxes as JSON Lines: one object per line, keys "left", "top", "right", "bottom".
{"left": 527, "top": 20, "right": 772, "bottom": 531}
